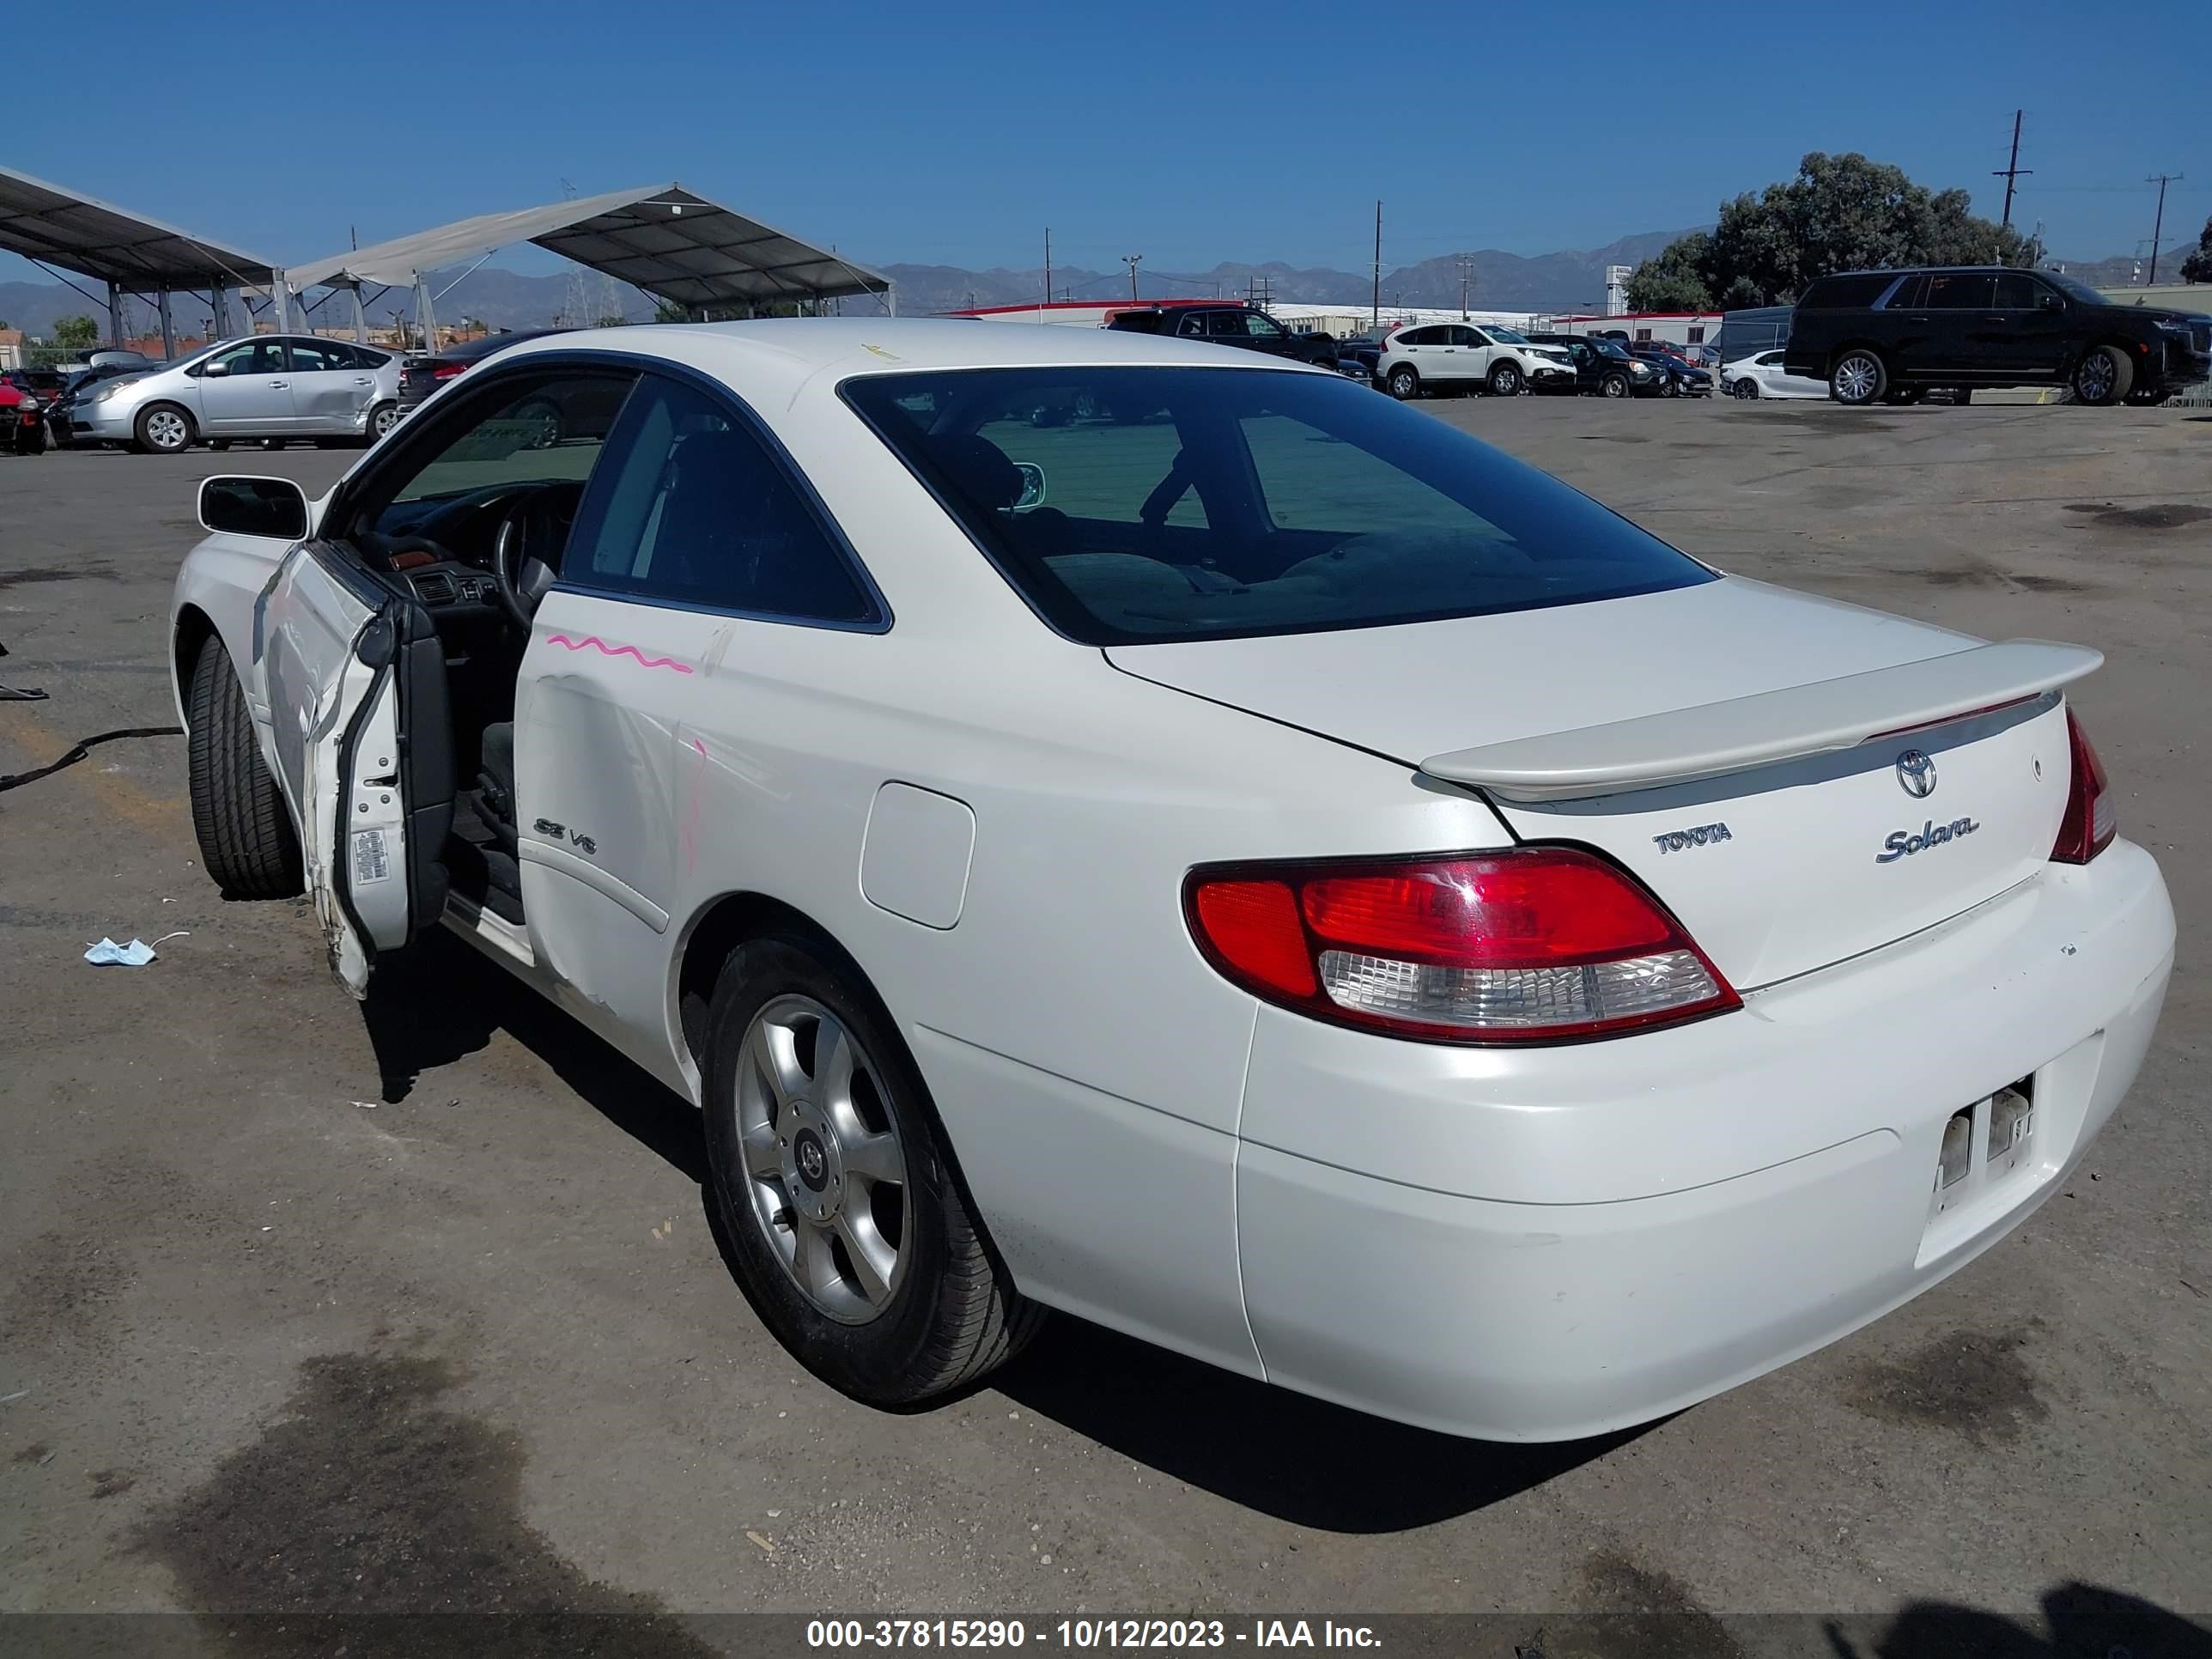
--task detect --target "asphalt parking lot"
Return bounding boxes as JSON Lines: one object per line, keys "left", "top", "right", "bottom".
{"left": 3, "top": 397, "right": 2208, "bottom": 1652}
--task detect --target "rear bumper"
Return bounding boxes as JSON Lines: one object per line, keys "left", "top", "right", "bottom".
{"left": 1234, "top": 842, "right": 2174, "bottom": 1440}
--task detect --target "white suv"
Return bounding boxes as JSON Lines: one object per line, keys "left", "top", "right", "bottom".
{"left": 1377, "top": 322, "right": 1577, "bottom": 399}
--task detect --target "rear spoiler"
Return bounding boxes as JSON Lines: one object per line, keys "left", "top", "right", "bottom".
{"left": 1421, "top": 639, "right": 2101, "bottom": 803}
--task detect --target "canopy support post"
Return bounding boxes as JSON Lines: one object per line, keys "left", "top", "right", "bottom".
{"left": 157, "top": 292, "right": 175, "bottom": 357}
{"left": 413, "top": 272, "right": 437, "bottom": 354}
{"left": 107, "top": 281, "right": 125, "bottom": 349}
{"left": 349, "top": 283, "right": 369, "bottom": 343}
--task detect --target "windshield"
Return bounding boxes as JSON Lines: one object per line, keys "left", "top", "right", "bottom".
{"left": 2041, "top": 270, "right": 2106, "bottom": 307}
{"left": 842, "top": 367, "right": 1713, "bottom": 646}
{"left": 1484, "top": 327, "right": 1529, "bottom": 343}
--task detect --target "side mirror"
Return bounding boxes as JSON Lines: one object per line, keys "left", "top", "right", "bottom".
{"left": 201, "top": 359, "right": 230, "bottom": 377}
{"left": 1012, "top": 461, "right": 1048, "bottom": 513}
{"left": 199, "top": 475, "right": 309, "bottom": 541}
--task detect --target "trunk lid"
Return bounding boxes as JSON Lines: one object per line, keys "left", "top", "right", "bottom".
{"left": 1108, "top": 578, "right": 2086, "bottom": 988}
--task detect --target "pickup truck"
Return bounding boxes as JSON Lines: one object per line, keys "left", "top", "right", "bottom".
{"left": 1106, "top": 304, "right": 1340, "bottom": 368}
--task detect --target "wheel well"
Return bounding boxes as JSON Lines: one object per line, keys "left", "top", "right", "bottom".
{"left": 675, "top": 890, "right": 842, "bottom": 1065}
{"left": 1827, "top": 341, "right": 1885, "bottom": 369}
{"left": 173, "top": 605, "right": 217, "bottom": 729}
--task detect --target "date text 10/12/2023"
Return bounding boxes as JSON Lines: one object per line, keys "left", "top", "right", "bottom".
{"left": 805, "top": 1620, "right": 1382, "bottom": 1649}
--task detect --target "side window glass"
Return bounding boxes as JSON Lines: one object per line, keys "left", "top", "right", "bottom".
{"left": 1206, "top": 312, "right": 1248, "bottom": 338}
{"left": 568, "top": 375, "right": 878, "bottom": 624}
{"left": 210, "top": 341, "right": 283, "bottom": 376}
{"left": 1991, "top": 273, "right": 2039, "bottom": 309}
{"left": 1925, "top": 274, "right": 1994, "bottom": 309}
{"left": 1454, "top": 327, "right": 1485, "bottom": 347}
{"left": 288, "top": 340, "right": 339, "bottom": 373}
{"left": 1244, "top": 312, "right": 1284, "bottom": 338}
{"left": 379, "top": 373, "right": 637, "bottom": 518}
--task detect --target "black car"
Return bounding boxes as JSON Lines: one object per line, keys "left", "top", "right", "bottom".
{"left": 1522, "top": 332, "right": 1660, "bottom": 398}
{"left": 1105, "top": 304, "right": 1339, "bottom": 368}
{"left": 1625, "top": 342, "right": 1714, "bottom": 398}
{"left": 1784, "top": 265, "right": 2212, "bottom": 407}
{"left": 398, "top": 328, "right": 568, "bottom": 417}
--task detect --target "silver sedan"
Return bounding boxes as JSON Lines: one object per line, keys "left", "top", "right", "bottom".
{"left": 64, "top": 335, "right": 404, "bottom": 454}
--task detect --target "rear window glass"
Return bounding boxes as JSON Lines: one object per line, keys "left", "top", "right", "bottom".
{"left": 842, "top": 366, "right": 1713, "bottom": 646}
{"left": 1796, "top": 274, "right": 1897, "bottom": 310}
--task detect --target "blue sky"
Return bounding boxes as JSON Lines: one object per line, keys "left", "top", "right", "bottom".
{"left": 7, "top": 0, "right": 2207, "bottom": 289}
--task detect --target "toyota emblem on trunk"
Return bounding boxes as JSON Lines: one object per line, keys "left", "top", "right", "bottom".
{"left": 1896, "top": 749, "right": 1937, "bottom": 799}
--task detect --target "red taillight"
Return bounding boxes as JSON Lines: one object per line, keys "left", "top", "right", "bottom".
{"left": 431, "top": 362, "right": 467, "bottom": 380}
{"left": 2051, "top": 708, "right": 2115, "bottom": 865}
{"left": 1185, "top": 849, "right": 1741, "bottom": 1044}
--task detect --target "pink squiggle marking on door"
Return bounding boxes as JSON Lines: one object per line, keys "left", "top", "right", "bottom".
{"left": 679, "top": 738, "right": 708, "bottom": 875}
{"left": 544, "top": 634, "right": 695, "bottom": 674}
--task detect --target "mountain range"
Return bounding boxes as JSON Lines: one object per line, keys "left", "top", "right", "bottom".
{"left": 2, "top": 231, "right": 2192, "bottom": 341}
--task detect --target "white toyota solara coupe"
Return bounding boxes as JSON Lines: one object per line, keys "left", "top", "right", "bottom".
{"left": 170, "top": 319, "right": 2173, "bottom": 1442}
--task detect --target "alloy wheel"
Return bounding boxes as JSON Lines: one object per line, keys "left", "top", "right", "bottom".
{"left": 145, "top": 409, "right": 189, "bottom": 451}
{"left": 732, "top": 994, "right": 910, "bottom": 1324}
{"left": 2076, "top": 352, "right": 2115, "bottom": 402}
{"left": 1832, "top": 354, "right": 1880, "bottom": 404}
{"left": 371, "top": 404, "right": 399, "bottom": 439}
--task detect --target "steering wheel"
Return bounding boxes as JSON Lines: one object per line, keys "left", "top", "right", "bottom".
{"left": 490, "top": 500, "right": 552, "bottom": 633}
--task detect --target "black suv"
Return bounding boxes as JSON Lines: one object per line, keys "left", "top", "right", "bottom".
{"left": 1785, "top": 266, "right": 2212, "bottom": 406}
{"left": 1106, "top": 304, "right": 1340, "bottom": 367}
{"left": 1522, "top": 332, "right": 1656, "bottom": 398}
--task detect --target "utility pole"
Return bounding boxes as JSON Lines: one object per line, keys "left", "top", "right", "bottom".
{"left": 2145, "top": 173, "right": 2182, "bottom": 284}
{"left": 1993, "top": 110, "right": 2031, "bottom": 229}
{"left": 1371, "top": 199, "right": 1382, "bottom": 330}
{"left": 1122, "top": 253, "right": 1143, "bottom": 301}
{"left": 1458, "top": 254, "right": 1472, "bottom": 318}
{"left": 1043, "top": 228, "right": 1051, "bottom": 313}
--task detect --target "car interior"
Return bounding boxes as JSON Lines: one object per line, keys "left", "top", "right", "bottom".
{"left": 848, "top": 367, "right": 1708, "bottom": 646}
{"left": 330, "top": 370, "right": 640, "bottom": 927}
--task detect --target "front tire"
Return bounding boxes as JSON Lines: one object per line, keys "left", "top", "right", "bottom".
{"left": 2071, "top": 345, "right": 2131, "bottom": 406}
{"left": 1658, "top": 374, "right": 1680, "bottom": 398}
{"left": 1386, "top": 364, "right": 1420, "bottom": 400}
{"left": 1487, "top": 362, "right": 1523, "bottom": 397}
{"left": 185, "top": 636, "right": 303, "bottom": 899}
{"left": 701, "top": 934, "right": 1041, "bottom": 1406}
{"left": 1829, "top": 349, "right": 1886, "bottom": 405}
{"left": 1601, "top": 372, "right": 1629, "bottom": 398}
{"left": 133, "top": 402, "right": 196, "bottom": 454}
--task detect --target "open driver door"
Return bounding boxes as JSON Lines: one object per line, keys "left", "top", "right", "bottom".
{"left": 258, "top": 541, "right": 453, "bottom": 997}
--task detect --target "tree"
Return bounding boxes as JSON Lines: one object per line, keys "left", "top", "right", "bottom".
{"left": 1626, "top": 153, "right": 2037, "bottom": 311}
{"left": 2180, "top": 216, "right": 2212, "bottom": 283}
{"left": 653, "top": 298, "right": 693, "bottom": 325}
{"left": 595, "top": 313, "right": 628, "bottom": 328}
{"left": 53, "top": 314, "right": 101, "bottom": 349}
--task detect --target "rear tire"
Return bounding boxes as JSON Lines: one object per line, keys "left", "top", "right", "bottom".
{"left": 132, "top": 402, "right": 196, "bottom": 454}
{"left": 2071, "top": 344, "right": 2131, "bottom": 406}
{"left": 368, "top": 400, "right": 399, "bottom": 441}
{"left": 1829, "top": 349, "right": 1886, "bottom": 406}
{"left": 1732, "top": 378, "right": 1759, "bottom": 399}
{"left": 1948, "top": 387, "right": 1973, "bottom": 406}
{"left": 701, "top": 933, "right": 1042, "bottom": 1406}
{"left": 185, "top": 636, "right": 304, "bottom": 899}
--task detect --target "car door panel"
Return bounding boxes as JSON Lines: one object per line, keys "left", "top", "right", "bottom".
{"left": 289, "top": 342, "right": 378, "bottom": 432}
{"left": 198, "top": 340, "right": 297, "bottom": 434}
{"left": 258, "top": 543, "right": 449, "bottom": 994}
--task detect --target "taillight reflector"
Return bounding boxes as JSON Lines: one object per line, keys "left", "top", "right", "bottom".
{"left": 432, "top": 362, "right": 467, "bottom": 380}
{"left": 1185, "top": 848, "right": 1741, "bottom": 1044}
{"left": 2051, "top": 708, "right": 2115, "bottom": 864}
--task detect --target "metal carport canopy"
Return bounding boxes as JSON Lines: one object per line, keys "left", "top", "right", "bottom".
{"left": 283, "top": 182, "right": 891, "bottom": 312}
{"left": 0, "top": 163, "right": 281, "bottom": 348}
{"left": 0, "top": 163, "right": 281, "bottom": 289}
